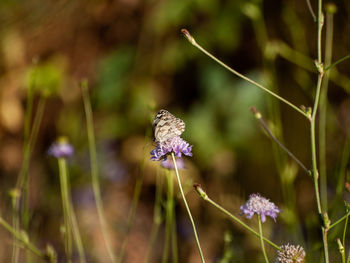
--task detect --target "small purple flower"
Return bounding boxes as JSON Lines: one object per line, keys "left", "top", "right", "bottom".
{"left": 161, "top": 157, "right": 185, "bottom": 170}
{"left": 240, "top": 193, "right": 280, "bottom": 223}
{"left": 48, "top": 138, "right": 74, "bottom": 158}
{"left": 275, "top": 244, "right": 305, "bottom": 263}
{"left": 150, "top": 136, "right": 193, "bottom": 161}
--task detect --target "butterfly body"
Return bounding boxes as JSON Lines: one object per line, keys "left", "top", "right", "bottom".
{"left": 153, "top": 109, "right": 185, "bottom": 143}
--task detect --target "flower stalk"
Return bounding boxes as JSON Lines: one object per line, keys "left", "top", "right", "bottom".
{"left": 193, "top": 184, "right": 280, "bottom": 250}
{"left": 171, "top": 153, "right": 205, "bottom": 263}
{"left": 81, "top": 81, "right": 116, "bottom": 263}
{"left": 258, "top": 215, "right": 269, "bottom": 263}
{"left": 181, "top": 29, "right": 309, "bottom": 119}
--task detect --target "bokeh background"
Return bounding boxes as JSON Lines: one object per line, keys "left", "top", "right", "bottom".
{"left": 0, "top": 0, "right": 350, "bottom": 262}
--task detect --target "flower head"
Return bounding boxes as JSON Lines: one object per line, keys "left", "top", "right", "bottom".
{"left": 161, "top": 157, "right": 185, "bottom": 170}
{"left": 275, "top": 244, "right": 305, "bottom": 263}
{"left": 150, "top": 136, "right": 192, "bottom": 161}
{"left": 240, "top": 193, "right": 280, "bottom": 222}
{"left": 48, "top": 137, "right": 74, "bottom": 159}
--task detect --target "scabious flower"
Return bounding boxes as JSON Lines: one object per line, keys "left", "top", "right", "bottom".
{"left": 275, "top": 244, "right": 305, "bottom": 263}
{"left": 150, "top": 136, "right": 192, "bottom": 161}
{"left": 48, "top": 138, "right": 74, "bottom": 158}
{"left": 161, "top": 157, "right": 185, "bottom": 170}
{"left": 240, "top": 193, "right": 280, "bottom": 222}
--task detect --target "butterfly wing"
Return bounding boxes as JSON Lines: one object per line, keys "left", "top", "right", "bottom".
{"left": 153, "top": 110, "right": 185, "bottom": 142}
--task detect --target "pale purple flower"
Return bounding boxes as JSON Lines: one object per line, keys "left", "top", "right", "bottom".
{"left": 240, "top": 193, "right": 280, "bottom": 222}
{"left": 161, "top": 157, "right": 185, "bottom": 170}
{"left": 150, "top": 136, "right": 192, "bottom": 161}
{"left": 275, "top": 244, "right": 305, "bottom": 263}
{"left": 48, "top": 140, "right": 74, "bottom": 158}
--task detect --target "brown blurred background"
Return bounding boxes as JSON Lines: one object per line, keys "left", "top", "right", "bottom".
{"left": 0, "top": 0, "right": 350, "bottom": 262}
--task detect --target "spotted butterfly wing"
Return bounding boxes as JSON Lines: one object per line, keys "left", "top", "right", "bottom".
{"left": 153, "top": 109, "right": 185, "bottom": 143}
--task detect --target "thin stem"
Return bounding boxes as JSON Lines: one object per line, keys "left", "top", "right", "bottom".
{"left": 194, "top": 185, "right": 280, "bottom": 250}
{"left": 329, "top": 212, "right": 350, "bottom": 230}
{"left": 310, "top": 73, "right": 323, "bottom": 214}
{"left": 326, "top": 54, "right": 350, "bottom": 71}
{"left": 181, "top": 29, "right": 309, "bottom": 119}
{"left": 336, "top": 138, "right": 350, "bottom": 198}
{"left": 171, "top": 153, "right": 206, "bottom": 263}
{"left": 168, "top": 169, "right": 178, "bottom": 263}
{"left": 162, "top": 171, "right": 174, "bottom": 263}
{"left": 306, "top": 0, "right": 317, "bottom": 21}
{"left": 310, "top": 74, "right": 329, "bottom": 263}
{"left": 81, "top": 81, "right": 116, "bottom": 263}
{"left": 12, "top": 96, "right": 46, "bottom": 263}
{"left": 319, "top": 7, "right": 334, "bottom": 212}
{"left": 258, "top": 215, "right": 269, "bottom": 263}
{"left": 312, "top": 0, "right": 329, "bottom": 261}
{"left": 317, "top": 0, "right": 323, "bottom": 63}
{"left": 117, "top": 151, "right": 145, "bottom": 263}
{"left": 0, "top": 216, "right": 47, "bottom": 260}
{"left": 63, "top": 163, "right": 87, "bottom": 263}
{"left": 58, "top": 158, "right": 73, "bottom": 263}
{"left": 69, "top": 201, "right": 87, "bottom": 263}
{"left": 251, "top": 107, "right": 309, "bottom": 174}
{"left": 171, "top": 210, "right": 178, "bottom": 263}
{"left": 145, "top": 170, "right": 163, "bottom": 263}
{"left": 342, "top": 213, "right": 349, "bottom": 249}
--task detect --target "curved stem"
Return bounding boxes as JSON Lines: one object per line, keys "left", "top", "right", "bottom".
{"left": 306, "top": 0, "right": 317, "bottom": 21}
{"left": 171, "top": 153, "right": 205, "bottom": 263}
{"left": 326, "top": 54, "right": 350, "bottom": 71}
{"left": 0, "top": 216, "right": 47, "bottom": 260}
{"left": 194, "top": 185, "right": 280, "bottom": 250}
{"left": 181, "top": 29, "right": 309, "bottom": 119}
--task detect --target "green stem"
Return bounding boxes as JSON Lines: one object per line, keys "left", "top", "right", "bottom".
{"left": 12, "top": 96, "right": 46, "bottom": 263}
{"left": 329, "top": 212, "right": 350, "bottom": 230}
{"left": 181, "top": 29, "right": 309, "bottom": 119}
{"left": 319, "top": 7, "right": 334, "bottom": 212}
{"left": 69, "top": 201, "right": 87, "bottom": 263}
{"left": 171, "top": 211, "right": 178, "bottom": 263}
{"left": 117, "top": 154, "right": 145, "bottom": 263}
{"left": 145, "top": 170, "right": 163, "bottom": 263}
{"left": 81, "top": 81, "right": 116, "bottom": 263}
{"left": 251, "top": 107, "right": 309, "bottom": 174}
{"left": 338, "top": 238, "right": 346, "bottom": 263}
{"left": 171, "top": 153, "right": 206, "bottom": 263}
{"left": 0, "top": 216, "right": 47, "bottom": 260}
{"left": 342, "top": 213, "right": 349, "bottom": 250}
{"left": 58, "top": 158, "right": 73, "bottom": 263}
{"left": 195, "top": 187, "right": 280, "bottom": 250}
{"left": 162, "top": 171, "right": 173, "bottom": 263}
{"left": 325, "top": 54, "right": 350, "bottom": 71}
{"left": 62, "top": 162, "right": 87, "bottom": 263}
{"left": 169, "top": 169, "right": 178, "bottom": 263}
{"left": 258, "top": 215, "right": 269, "bottom": 263}
{"left": 312, "top": 0, "right": 330, "bottom": 262}
{"left": 305, "top": 0, "right": 317, "bottom": 21}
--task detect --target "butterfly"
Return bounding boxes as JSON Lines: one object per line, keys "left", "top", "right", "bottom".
{"left": 152, "top": 109, "right": 185, "bottom": 143}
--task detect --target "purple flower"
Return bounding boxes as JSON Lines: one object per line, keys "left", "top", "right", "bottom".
{"left": 48, "top": 139, "right": 74, "bottom": 158}
{"left": 240, "top": 193, "right": 280, "bottom": 222}
{"left": 161, "top": 157, "right": 185, "bottom": 170}
{"left": 275, "top": 244, "right": 305, "bottom": 263}
{"left": 150, "top": 136, "right": 193, "bottom": 161}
